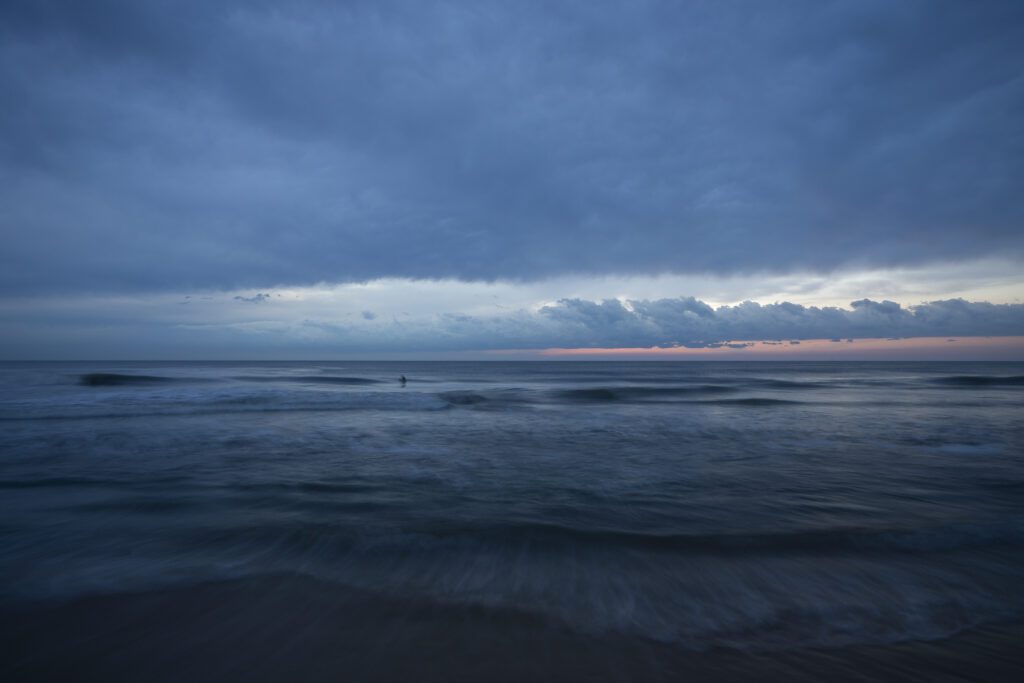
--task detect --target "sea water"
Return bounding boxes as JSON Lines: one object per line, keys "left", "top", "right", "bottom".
{"left": 1, "top": 361, "right": 1023, "bottom": 679}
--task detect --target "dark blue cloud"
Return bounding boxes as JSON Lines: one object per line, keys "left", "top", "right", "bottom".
{"left": 1, "top": 0, "right": 1022, "bottom": 293}
{"left": 533, "top": 297, "right": 1024, "bottom": 349}
{"left": 233, "top": 293, "right": 270, "bottom": 303}
{"left": 1, "top": 293, "right": 1023, "bottom": 358}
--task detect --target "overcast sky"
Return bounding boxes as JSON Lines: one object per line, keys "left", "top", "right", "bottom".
{"left": 1, "top": 1, "right": 1022, "bottom": 358}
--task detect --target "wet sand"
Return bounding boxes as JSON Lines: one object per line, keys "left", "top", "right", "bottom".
{"left": 3, "top": 574, "right": 1022, "bottom": 682}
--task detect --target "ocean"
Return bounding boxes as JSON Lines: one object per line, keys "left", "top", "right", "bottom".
{"left": 2, "top": 361, "right": 1023, "bottom": 681}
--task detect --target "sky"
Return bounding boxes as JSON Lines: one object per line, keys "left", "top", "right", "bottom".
{"left": 1, "top": 0, "right": 1022, "bottom": 359}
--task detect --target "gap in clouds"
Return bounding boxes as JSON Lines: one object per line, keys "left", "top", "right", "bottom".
{"left": 1, "top": 267, "right": 1022, "bottom": 359}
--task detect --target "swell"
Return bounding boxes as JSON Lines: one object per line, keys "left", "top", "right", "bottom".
{"left": 436, "top": 385, "right": 772, "bottom": 408}
{"left": 551, "top": 385, "right": 736, "bottom": 402}
{"left": 0, "top": 402, "right": 449, "bottom": 422}
{"left": 931, "top": 375, "right": 1024, "bottom": 387}
{"left": 698, "top": 397, "right": 804, "bottom": 406}
{"left": 5, "top": 571, "right": 1022, "bottom": 662}
{"left": 749, "top": 379, "right": 829, "bottom": 390}
{"left": 5, "top": 518, "right": 1023, "bottom": 652}
{"left": 233, "top": 375, "right": 383, "bottom": 385}
{"left": 76, "top": 373, "right": 387, "bottom": 387}
{"left": 438, "top": 389, "right": 532, "bottom": 407}
{"left": 189, "top": 519, "right": 1024, "bottom": 560}
{"left": 403, "top": 521, "right": 1024, "bottom": 556}
{"left": 439, "top": 391, "right": 495, "bottom": 406}
{"left": 78, "top": 373, "right": 180, "bottom": 386}
{"left": 155, "top": 521, "right": 1024, "bottom": 649}
{"left": 0, "top": 476, "right": 165, "bottom": 489}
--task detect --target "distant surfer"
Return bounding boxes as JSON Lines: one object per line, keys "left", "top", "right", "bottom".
{"left": 400, "top": 375, "right": 407, "bottom": 386}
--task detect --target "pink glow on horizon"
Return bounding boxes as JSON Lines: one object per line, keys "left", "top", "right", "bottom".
{"left": 520, "top": 337, "right": 1024, "bottom": 360}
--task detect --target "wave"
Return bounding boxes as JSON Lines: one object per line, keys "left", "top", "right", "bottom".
{"left": 170, "top": 518, "right": 1024, "bottom": 564}
{"left": 750, "top": 379, "right": 829, "bottom": 389}
{"left": 231, "top": 480, "right": 382, "bottom": 495}
{"left": 62, "top": 498, "right": 197, "bottom": 514}
{"left": 536, "top": 387, "right": 805, "bottom": 406}
{"left": 0, "top": 476, "right": 125, "bottom": 489}
{"left": 234, "top": 375, "right": 383, "bottom": 385}
{"left": 0, "top": 392, "right": 450, "bottom": 421}
{"left": 0, "top": 475, "right": 191, "bottom": 489}
{"left": 78, "top": 373, "right": 180, "bottom": 386}
{"left": 931, "top": 375, "right": 1024, "bottom": 387}
{"left": 438, "top": 390, "right": 532, "bottom": 408}
{"left": 169, "top": 520, "right": 1024, "bottom": 649}
{"left": 5, "top": 515, "right": 1022, "bottom": 652}
{"left": 439, "top": 391, "right": 491, "bottom": 406}
{"left": 551, "top": 385, "right": 736, "bottom": 402}
{"left": 364, "top": 520, "right": 1024, "bottom": 557}
{"left": 701, "top": 397, "right": 804, "bottom": 406}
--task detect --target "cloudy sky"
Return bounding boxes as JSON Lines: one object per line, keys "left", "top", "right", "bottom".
{"left": 1, "top": 0, "right": 1022, "bottom": 359}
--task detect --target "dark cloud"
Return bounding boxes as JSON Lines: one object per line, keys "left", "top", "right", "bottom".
{"left": 1, "top": 0, "right": 1022, "bottom": 294}
{"left": 527, "top": 297, "right": 1024, "bottom": 350}
{"left": 233, "top": 293, "right": 270, "bottom": 303}
{"left": 2, "top": 294, "right": 1022, "bottom": 358}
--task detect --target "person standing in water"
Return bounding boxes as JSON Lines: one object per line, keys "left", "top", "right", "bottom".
{"left": 400, "top": 375, "right": 407, "bottom": 386}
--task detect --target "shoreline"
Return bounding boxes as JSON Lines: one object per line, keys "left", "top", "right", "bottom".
{"left": 4, "top": 574, "right": 1022, "bottom": 682}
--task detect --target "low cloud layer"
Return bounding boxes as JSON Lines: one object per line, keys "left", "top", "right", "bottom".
{"left": 2, "top": 1, "right": 1022, "bottom": 294}
{"left": 2, "top": 292, "right": 1022, "bottom": 358}
{"left": 534, "top": 297, "right": 1024, "bottom": 349}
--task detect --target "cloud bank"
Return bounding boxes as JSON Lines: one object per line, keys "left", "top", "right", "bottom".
{"left": 1, "top": 0, "right": 1022, "bottom": 294}
{"left": 532, "top": 298, "right": 1024, "bottom": 350}
{"left": 3, "top": 292, "right": 1022, "bottom": 358}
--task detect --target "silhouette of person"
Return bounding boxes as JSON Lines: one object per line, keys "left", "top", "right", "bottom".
{"left": 400, "top": 375, "right": 407, "bottom": 386}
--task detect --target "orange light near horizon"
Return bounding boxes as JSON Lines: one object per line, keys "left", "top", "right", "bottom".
{"left": 526, "top": 336, "right": 1024, "bottom": 360}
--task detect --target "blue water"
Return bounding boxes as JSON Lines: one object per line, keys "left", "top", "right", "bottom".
{"left": 1, "top": 361, "right": 1023, "bottom": 665}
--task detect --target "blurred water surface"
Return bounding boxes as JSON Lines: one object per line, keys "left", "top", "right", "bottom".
{"left": 1, "top": 361, "right": 1023, "bottom": 679}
